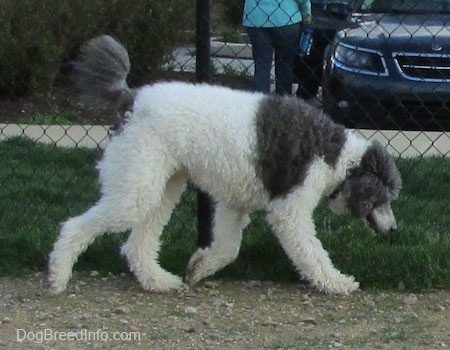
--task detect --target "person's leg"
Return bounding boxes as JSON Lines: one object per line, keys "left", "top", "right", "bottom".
{"left": 272, "top": 23, "right": 301, "bottom": 95}
{"left": 296, "top": 30, "right": 332, "bottom": 99}
{"left": 296, "top": 48, "right": 320, "bottom": 99}
{"left": 245, "top": 26, "right": 273, "bottom": 93}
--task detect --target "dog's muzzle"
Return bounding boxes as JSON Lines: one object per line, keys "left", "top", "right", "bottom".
{"left": 365, "top": 203, "right": 397, "bottom": 234}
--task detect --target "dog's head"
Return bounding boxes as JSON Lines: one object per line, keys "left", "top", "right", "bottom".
{"left": 328, "top": 141, "right": 402, "bottom": 234}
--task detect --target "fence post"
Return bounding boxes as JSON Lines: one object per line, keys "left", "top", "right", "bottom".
{"left": 195, "top": 0, "right": 214, "bottom": 248}
{"left": 196, "top": 0, "right": 211, "bottom": 82}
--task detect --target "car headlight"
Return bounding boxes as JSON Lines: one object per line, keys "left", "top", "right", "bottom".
{"left": 333, "top": 42, "right": 388, "bottom": 76}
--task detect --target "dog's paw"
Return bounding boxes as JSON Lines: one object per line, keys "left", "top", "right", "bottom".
{"left": 141, "top": 272, "right": 186, "bottom": 292}
{"left": 47, "top": 280, "right": 66, "bottom": 295}
{"left": 185, "top": 248, "right": 211, "bottom": 286}
{"left": 185, "top": 254, "right": 203, "bottom": 286}
{"left": 46, "top": 268, "right": 69, "bottom": 295}
{"left": 316, "top": 274, "right": 360, "bottom": 295}
{"left": 186, "top": 247, "right": 238, "bottom": 286}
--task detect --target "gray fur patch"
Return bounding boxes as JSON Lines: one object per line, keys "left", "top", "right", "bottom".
{"left": 343, "top": 141, "right": 402, "bottom": 218}
{"left": 255, "top": 96, "right": 346, "bottom": 198}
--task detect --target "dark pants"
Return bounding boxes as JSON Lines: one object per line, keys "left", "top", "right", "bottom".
{"left": 246, "top": 23, "right": 301, "bottom": 95}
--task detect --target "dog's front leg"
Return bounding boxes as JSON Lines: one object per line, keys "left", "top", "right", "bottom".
{"left": 185, "top": 204, "right": 250, "bottom": 286}
{"left": 267, "top": 189, "right": 359, "bottom": 295}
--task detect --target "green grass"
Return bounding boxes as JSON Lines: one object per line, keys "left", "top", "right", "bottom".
{"left": 1, "top": 137, "right": 449, "bottom": 291}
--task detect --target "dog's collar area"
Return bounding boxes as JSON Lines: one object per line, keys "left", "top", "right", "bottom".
{"left": 328, "top": 182, "right": 344, "bottom": 200}
{"left": 328, "top": 166, "right": 359, "bottom": 201}
{"left": 327, "top": 165, "right": 359, "bottom": 200}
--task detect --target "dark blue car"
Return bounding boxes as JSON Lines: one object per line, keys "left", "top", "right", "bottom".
{"left": 322, "top": 0, "right": 450, "bottom": 130}
{"left": 294, "top": 0, "right": 351, "bottom": 99}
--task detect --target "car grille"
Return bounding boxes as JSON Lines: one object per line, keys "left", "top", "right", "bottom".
{"left": 394, "top": 53, "right": 450, "bottom": 82}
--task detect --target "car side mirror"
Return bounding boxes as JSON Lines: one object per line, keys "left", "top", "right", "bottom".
{"left": 325, "top": 2, "right": 353, "bottom": 20}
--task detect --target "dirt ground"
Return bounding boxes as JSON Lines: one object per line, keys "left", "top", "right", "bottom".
{"left": 1, "top": 272, "right": 449, "bottom": 349}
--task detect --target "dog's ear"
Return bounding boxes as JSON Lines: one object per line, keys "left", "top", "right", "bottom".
{"left": 342, "top": 174, "right": 379, "bottom": 217}
{"left": 360, "top": 141, "right": 387, "bottom": 175}
{"left": 360, "top": 141, "right": 402, "bottom": 200}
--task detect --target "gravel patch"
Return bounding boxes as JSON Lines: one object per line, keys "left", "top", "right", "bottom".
{"left": 1, "top": 272, "right": 450, "bottom": 349}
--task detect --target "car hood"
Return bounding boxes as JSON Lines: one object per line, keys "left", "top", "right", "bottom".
{"left": 339, "top": 14, "right": 450, "bottom": 51}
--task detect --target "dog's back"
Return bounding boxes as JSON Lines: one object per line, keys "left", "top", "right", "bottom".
{"left": 112, "top": 82, "right": 271, "bottom": 209}
{"left": 71, "top": 35, "right": 262, "bottom": 150}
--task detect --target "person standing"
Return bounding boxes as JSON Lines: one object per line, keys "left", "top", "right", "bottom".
{"left": 243, "top": 0, "right": 312, "bottom": 95}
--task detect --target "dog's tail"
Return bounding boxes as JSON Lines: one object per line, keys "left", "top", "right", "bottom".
{"left": 71, "top": 35, "right": 134, "bottom": 111}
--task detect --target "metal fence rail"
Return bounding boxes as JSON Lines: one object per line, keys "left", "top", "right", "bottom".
{"left": 1, "top": 124, "right": 448, "bottom": 158}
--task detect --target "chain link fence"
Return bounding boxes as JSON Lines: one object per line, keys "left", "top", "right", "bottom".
{"left": 0, "top": 0, "right": 449, "bottom": 244}
{"left": 1, "top": 1, "right": 449, "bottom": 153}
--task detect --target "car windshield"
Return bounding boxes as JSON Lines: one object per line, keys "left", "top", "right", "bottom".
{"left": 357, "top": 0, "right": 450, "bottom": 14}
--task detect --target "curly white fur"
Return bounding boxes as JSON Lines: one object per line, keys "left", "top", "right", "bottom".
{"left": 48, "top": 36, "right": 401, "bottom": 295}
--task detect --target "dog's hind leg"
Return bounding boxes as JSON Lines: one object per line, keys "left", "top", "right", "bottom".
{"left": 266, "top": 186, "right": 359, "bottom": 294}
{"left": 120, "top": 171, "right": 187, "bottom": 292}
{"left": 185, "top": 204, "right": 250, "bottom": 286}
{"left": 48, "top": 198, "right": 129, "bottom": 294}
